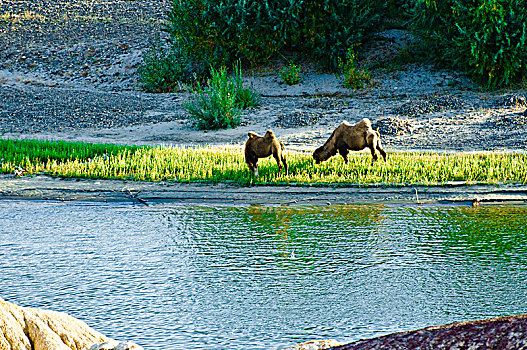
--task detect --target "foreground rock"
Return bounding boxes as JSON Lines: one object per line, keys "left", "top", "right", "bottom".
{"left": 328, "top": 314, "right": 527, "bottom": 350}
{"left": 0, "top": 297, "right": 142, "bottom": 350}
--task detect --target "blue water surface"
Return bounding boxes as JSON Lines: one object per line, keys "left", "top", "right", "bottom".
{"left": 1, "top": 200, "right": 526, "bottom": 350}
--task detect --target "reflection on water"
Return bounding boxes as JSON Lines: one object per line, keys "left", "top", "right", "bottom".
{"left": 1, "top": 201, "right": 527, "bottom": 350}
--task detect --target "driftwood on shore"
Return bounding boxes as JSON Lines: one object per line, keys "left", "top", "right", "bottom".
{"left": 328, "top": 314, "right": 527, "bottom": 350}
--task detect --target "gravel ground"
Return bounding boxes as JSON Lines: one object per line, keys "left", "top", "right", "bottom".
{"left": 0, "top": 85, "right": 180, "bottom": 132}
{"left": 0, "top": 0, "right": 171, "bottom": 90}
{"left": 1, "top": 1, "right": 527, "bottom": 153}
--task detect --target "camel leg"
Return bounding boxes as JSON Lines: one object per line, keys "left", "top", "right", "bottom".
{"left": 369, "top": 145, "right": 378, "bottom": 164}
{"left": 338, "top": 148, "right": 349, "bottom": 164}
{"left": 281, "top": 154, "right": 288, "bottom": 176}
{"left": 273, "top": 153, "right": 282, "bottom": 175}
{"left": 366, "top": 132, "right": 379, "bottom": 164}
{"left": 377, "top": 140, "right": 387, "bottom": 161}
{"left": 246, "top": 152, "right": 259, "bottom": 176}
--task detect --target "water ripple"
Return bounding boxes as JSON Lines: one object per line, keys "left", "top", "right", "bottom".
{"left": 1, "top": 201, "right": 527, "bottom": 350}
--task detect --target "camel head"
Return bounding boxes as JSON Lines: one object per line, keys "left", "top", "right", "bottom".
{"left": 312, "top": 146, "right": 330, "bottom": 164}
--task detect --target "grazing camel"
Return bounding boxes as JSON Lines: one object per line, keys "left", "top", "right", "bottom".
{"left": 313, "top": 118, "right": 387, "bottom": 164}
{"left": 244, "top": 130, "right": 288, "bottom": 177}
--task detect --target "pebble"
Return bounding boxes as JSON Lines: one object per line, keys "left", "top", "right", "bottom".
{"left": 273, "top": 111, "right": 322, "bottom": 128}
{"left": 373, "top": 117, "right": 413, "bottom": 135}
{"left": 493, "top": 94, "right": 527, "bottom": 108}
{"left": 393, "top": 94, "right": 466, "bottom": 117}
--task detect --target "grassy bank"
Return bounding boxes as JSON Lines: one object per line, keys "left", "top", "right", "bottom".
{"left": 1, "top": 139, "right": 526, "bottom": 186}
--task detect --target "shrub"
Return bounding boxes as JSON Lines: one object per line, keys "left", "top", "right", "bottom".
{"left": 299, "top": 0, "right": 385, "bottom": 69}
{"left": 137, "top": 39, "right": 194, "bottom": 92}
{"left": 280, "top": 62, "right": 302, "bottom": 85}
{"left": 338, "top": 46, "right": 371, "bottom": 89}
{"left": 165, "top": 0, "right": 297, "bottom": 68}
{"left": 186, "top": 64, "right": 260, "bottom": 130}
{"left": 165, "top": 0, "right": 386, "bottom": 70}
{"left": 410, "top": 0, "right": 527, "bottom": 88}
{"left": 186, "top": 66, "right": 241, "bottom": 130}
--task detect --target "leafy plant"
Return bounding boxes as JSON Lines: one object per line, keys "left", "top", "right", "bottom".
{"left": 409, "top": 0, "right": 527, "bottom": 88}
{"left": 137, "top": 39, "right": 195, "bottom": 92}
{"left": 299, "top": 0, "right": 385, "bottom": 69}
{"left": 232, "top": 61, "right": 261, "bottom": 109}
{"left": 338, "top": 46, "right": 371, "bottom": 89}
{"left": 186, "top": 66, "right": 241, "bottom": 130}
{"left": 164, "top": 0, "right": 385, "bottom": 70}
{"left": 280, "top": 62, "right": 302, "bottom": 85}
{"left": 165, "top": 0, "right": 296, "bottom": 68}
{"left": 186, "top": 63, "right": 260, "bottom": 130}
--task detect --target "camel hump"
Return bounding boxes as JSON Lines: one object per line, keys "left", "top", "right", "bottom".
{"left": 248, "top": 132, "right": 260, "bottom": 139}
{"left": 359, "top": 118, "right": 372, "bottom": 127}
{"left": 264, "top": 130, "right": 275, "bottom": 138}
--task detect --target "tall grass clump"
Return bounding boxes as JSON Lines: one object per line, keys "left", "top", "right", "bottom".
{"left": 186, "top": 63, "right": 260, "bottom": 130}
{"left": 2, "top": 140, "right": 527, "bottom": 186}
{"left": 409, "top": 0, "right": 527, "bottom": 88}
{"left": 232, "top": 61, "right": 261, "bottom": 109}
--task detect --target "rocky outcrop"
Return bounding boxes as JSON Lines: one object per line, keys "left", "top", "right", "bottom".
{"left": 0, "top": 297, "right": 142, "bottom": 350}
{"left": 329, "top": 314, "right": 527, "bottom": 350}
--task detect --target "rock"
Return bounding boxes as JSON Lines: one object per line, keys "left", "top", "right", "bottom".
{"left": 328, "top": 314, "right": 527, "bottom": 350}
{"left": 0, "top": 297, "right": 142, "bottom": 350}
{"left": 274, "top": 111, "right": 322, "bottom": 128}
{"left": 486, "top": 112, "right": 527, "bottom": 128}
{"left": 304, "top": 97, "right": 350, "bottom": 110}
{"left": 284, "top": 339, "right": 344, "bottom": 350}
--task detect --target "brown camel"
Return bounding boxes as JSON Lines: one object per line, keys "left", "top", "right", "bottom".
{"left": 244, "top": 130, "right": 288, "bottom": 177}
{"left": 313, "top": 118, "right": 387, "bottom": 164}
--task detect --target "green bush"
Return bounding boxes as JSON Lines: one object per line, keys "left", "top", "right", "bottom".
{"left": 299, "top": 0, "right": 385, "bottom": 69}
{"left": 338, "top": 46, "right": 371, "bottom": 89}
{"left": 186, "top": 64, "right": 260, "bottom": 130}
{"left": 137, "top": 39, "right": 195, "bottom": 92}
{"left": 232, "top": 61, "right": 261, "bottom": 109}
{"left": 280, "top": 62, "right": 302, "bottom": 85}
{"left": 410, "top": 0, "right": 527, "bottom": 88}
{"left": 165, "top": 0, "right": 297, "bottom": 68}
{"left": 165, "top": 0, "right": 385, "bottom": 70}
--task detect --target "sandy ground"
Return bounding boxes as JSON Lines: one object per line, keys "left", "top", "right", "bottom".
{"left": 2, "top": 175, "right": 527, "bottom": 206}
{"left": 2, "top": 63, "right": 527, "bottom": 153}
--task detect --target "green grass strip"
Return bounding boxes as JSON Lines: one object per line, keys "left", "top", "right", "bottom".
{"left": 1, "top": 139, "right": 527, "bottom": 186}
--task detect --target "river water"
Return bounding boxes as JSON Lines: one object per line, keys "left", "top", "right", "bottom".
{"left": 1, "top": 200, "right": 526, "bottom": 350}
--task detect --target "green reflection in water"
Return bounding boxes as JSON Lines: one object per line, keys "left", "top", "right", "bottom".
{"left": 426, "top": 206, "right": 527, "bottom": 258}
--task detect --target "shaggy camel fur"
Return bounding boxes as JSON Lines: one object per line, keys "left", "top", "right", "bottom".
{"left": 245, "top": 130, "right": 287, "bottom": 177}
{"left": 313, "top": 118, "right": 387, "bottom": 164}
